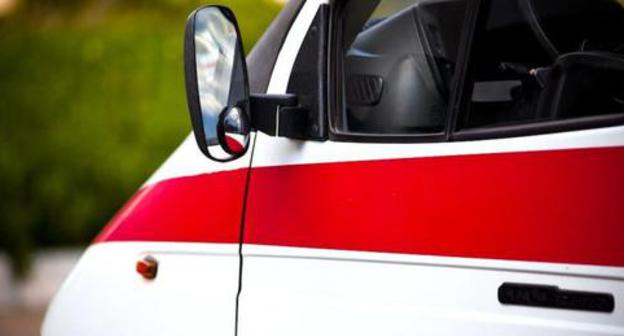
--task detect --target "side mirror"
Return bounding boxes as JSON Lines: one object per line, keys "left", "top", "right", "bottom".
{"left": 184, "top": 6, "right": 250, "bottom": 161}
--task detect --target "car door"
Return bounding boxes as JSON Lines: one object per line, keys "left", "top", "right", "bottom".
{"left": 238, "top": 0, "right": 624, "bottom": 335}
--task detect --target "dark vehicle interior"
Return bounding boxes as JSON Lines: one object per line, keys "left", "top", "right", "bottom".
{"left": 341, "top": 0, "right": 624, "bottom": 135}
{"left": 344, "top": 0, "right": 466, "bottom": 134}
{"left": 465, "top": 0, "right": 624, "bottom": 129}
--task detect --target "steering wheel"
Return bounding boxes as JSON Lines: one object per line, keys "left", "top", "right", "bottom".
{"left": 517, "top": 0, "right": 559, "bottom": 60}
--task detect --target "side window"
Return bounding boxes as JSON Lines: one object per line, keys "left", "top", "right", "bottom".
{"left": 333, "top": 0, "right": 467, "bottom": 137}
{"left": 458, "top": 0, "right": 624, "bottom": 132}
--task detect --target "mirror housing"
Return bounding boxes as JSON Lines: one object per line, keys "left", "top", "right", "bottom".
{"left": 184, "top": 5, "right": 250, "bottom": 162}
{"left": 184, "top": 5, "right": 322, "bottom": 162}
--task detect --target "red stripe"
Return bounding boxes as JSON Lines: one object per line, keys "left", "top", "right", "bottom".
{"left": 94, "top": 170, "right": 247, "bottom": 244}
{"left": 245, "top": 147, "right": 624, "bottom": 267}
{"left": 95, "top": 147, "right": 624, "bottom": 267}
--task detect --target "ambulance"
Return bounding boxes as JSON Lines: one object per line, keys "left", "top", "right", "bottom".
{"left": 42, "top": 0, "right": 624, "bottom": 335}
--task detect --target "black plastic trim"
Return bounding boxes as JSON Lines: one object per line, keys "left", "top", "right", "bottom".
{"left": 454, "top": 114, "right": 624, "bottom": 141}
{"left": 250, "top": 93, "right": 298, "bottom": 136}
{"left": 447, "top": 0, "right": 483, "bottom": 139}
{"left": 184, "top": 9, "right": 207, "bottom": 154}
{"left": 286, "top": 5, "right": 330, "bottom": 141}
{"left": 499, "top": 283, "right": 615, "bottom": 313}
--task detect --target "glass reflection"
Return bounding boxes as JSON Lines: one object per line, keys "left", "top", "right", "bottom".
{"left": 220, "top": 106, "right": 249, "bottom": 155}
{"left": 194, "top": 8, "right": 237, "bottom": 144}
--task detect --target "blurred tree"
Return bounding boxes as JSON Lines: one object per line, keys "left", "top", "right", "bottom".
{"left": 0, "top": 0, "right": 281, "bottom": 278}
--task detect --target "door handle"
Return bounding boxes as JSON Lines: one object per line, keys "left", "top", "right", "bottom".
{"left": 498, "top": 282, "right": 614, "bottom": 313}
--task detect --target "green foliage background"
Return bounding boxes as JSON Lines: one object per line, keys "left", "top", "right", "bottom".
{"left": 0, "top": 0, "right": 281, "bottom": 277}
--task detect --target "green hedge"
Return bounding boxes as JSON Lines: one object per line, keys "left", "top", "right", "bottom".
{"left": 0, "top": 0, "right": 281, "bottom": 277}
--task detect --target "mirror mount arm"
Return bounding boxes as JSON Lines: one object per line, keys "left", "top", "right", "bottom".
{"left": 250, "top": 93, "right": 310, "bottom": 139}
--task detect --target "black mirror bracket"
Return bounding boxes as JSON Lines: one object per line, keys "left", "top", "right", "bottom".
{"left": 250, "top": 93, "right": 310, "bottom": 140}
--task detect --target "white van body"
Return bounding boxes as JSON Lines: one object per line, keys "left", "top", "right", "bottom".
{"left": 43, "top": 0, "right": 624, "bottom": 335}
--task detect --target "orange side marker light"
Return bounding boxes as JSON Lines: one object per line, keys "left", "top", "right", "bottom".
{"left": 136, "top": 255, "right": 158, "bottom": 280}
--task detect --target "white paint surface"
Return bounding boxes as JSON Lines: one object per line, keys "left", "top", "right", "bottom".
{"left": 143, "top": 133, "right": 254, "bottom": 187}
{"left": 42, "top": 242, "right": 240, "bottom": 336}
{"left": 239, "top": 245, "right": 624, "bottom": 336}
{"left": 252, "top": 125, "right": 624, "bottom": 168}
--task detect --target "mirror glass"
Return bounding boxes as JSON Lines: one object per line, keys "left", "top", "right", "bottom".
{"left": 188, "top": 6, "right": 250, "bottom": 161}
{"left": 218, "top": 106, "right": 250, "bottom": 155}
